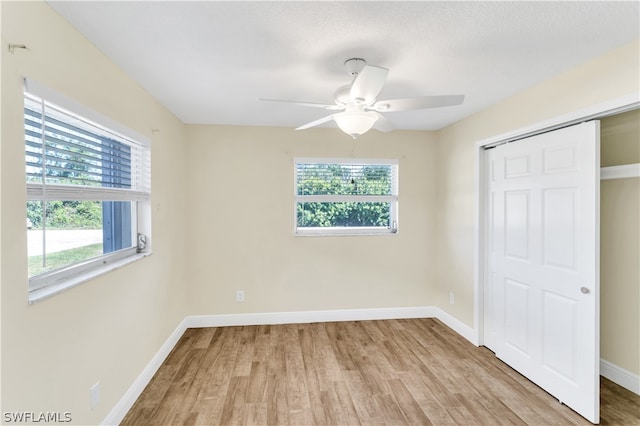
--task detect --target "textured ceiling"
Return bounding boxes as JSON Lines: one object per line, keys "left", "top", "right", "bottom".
{"left": 48, "top": 1, "right": 639, "bottom": 131}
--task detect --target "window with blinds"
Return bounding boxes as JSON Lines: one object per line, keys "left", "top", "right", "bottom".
{"left": 24, "top": 94, "right": 150, "bottom": 201}
{"left": 24, "top": 88, "right": 151, "bottom": 300}
{"left": 294, "top": 158, "right": 398, "bottom": 235}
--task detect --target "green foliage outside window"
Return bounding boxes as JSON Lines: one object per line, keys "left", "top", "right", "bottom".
{"left": 27, "top": 200, "right": 102, "bottom": 230}
{"left": 297, "top": 201, "right": 390, "bottom": 227}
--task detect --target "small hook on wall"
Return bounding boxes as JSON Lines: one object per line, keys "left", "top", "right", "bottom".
{"left": 8, "top": 44, "right": 28, "bottom": 54}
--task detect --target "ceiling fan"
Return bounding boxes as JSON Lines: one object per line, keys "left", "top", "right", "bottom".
{"left": 261, "top": 58, "right": 464, "bottom": 138}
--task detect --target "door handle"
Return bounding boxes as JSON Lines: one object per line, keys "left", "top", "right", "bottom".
{"left": 580, "top": 287, "right": 590, "bottom": 294}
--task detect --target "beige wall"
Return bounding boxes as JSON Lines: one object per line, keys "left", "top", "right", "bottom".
{"left": 436, "top": 39, "right": 639, "bottom": 374}
{"left": 601, "top": 109, "right": 640, "bottom": 167}
{"left": 600, "top": 110, "right": 640, "bottom": 375}
{"left": 185, "top": 125, "right": 438, "bottom": 314}
{"left": 1, "top": 3, "right": 188, "bottom": 424}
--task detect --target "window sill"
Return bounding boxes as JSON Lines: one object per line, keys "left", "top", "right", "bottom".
{"left": 295, "top": 227, "right": 399, "bottom": 237}
{"left": 28, "top": 251, "right": 152, "bottom": 304}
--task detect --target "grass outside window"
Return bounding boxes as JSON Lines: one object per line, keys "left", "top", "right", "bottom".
{"left": 28, "top": 243, "right": 102, "bottom": 276}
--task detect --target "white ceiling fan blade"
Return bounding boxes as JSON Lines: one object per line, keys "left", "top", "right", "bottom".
{"left": 259, "top": 99, "right": 343, "bottom": 110}
{"left": 372, "top": 113, "right": 395, "bottom": 133}
{"left": 373, "top": 95, "right": 464, "bottom": 112}
{"left": 350, "top": 65, "right": 389, "bottom": 105}
{"left": 295, "top": 114, "right": 335, "bottom": 130}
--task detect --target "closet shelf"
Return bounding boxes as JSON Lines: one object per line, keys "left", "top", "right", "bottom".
{"left": 601, "top": 163, "right": 640, "bottom": 180}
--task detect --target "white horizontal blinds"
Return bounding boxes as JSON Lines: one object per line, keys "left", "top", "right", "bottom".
{"left": 296, "top": 163, "right": 394, "bottom": 196}
{"left": 24, "top": 93, "right": 150, "bottom": 202}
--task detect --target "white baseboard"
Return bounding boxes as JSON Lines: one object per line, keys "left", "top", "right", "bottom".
{"left": 433, "top": 308, "right": 478, "bottom": 345}
{"left": 600, "top": 358, "right": 640, "bottom": 395}
{"left": 101, "top": 317, "right": 189, "bottom": 426}
{"left": 100, "top": 306, "right": 474, "bottom": 425}
{"left": 186, "top": 306, "right": 438, "bottom": 327}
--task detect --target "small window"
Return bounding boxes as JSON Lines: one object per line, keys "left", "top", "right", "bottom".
{"left": 24, "top": 87, "right": 151, "bottom": 300}
{"left": 294, "top": 158, "right": 398, "bottom": 236}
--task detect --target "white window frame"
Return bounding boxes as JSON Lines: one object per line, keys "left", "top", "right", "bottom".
{"left": 24, "top": 78, "right": 152, "bottom": 303}
{"left": 294, "top": 157, "right": 399, "bottom": 236}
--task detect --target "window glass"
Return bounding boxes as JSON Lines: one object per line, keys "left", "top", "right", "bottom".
{"left": 297, "top": 202, "right": 391, "bottom": 228}
{"left": 26, "top": 200, "right": 135, "bottom": 278}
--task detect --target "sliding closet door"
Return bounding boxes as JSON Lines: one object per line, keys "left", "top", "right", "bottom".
{"left": 485, "top": 121, "right": 600, "bottom": 423}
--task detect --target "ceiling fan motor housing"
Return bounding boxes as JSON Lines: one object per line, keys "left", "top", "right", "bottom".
{"left": 335, "top": 58, "right": 368, "bottom": 106}
{"left": 344, "top": 58, "right": 366, "bottom": 76}
{"left": 334, "top": 84, "right": 352, "bottom": 106}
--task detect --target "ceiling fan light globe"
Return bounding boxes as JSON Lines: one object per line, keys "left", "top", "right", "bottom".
{"left": 333, "top": 111, "right": 378, "bottom": 138}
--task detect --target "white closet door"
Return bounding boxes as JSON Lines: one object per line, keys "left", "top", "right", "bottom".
{"left": 485, "top": 121, "right": 600, "bottom": 423}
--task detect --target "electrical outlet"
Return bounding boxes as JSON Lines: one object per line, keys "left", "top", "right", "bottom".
{"left": 449, "top": 292, "right": 455, "bottom": 305}
{"left": 236, "top": 290, "right": 245, "bottom": 302}
{"left": 90, "top": 382, "right": 100, "bottom": 410}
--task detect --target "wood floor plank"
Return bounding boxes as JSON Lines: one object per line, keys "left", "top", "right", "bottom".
{"left": 386, "top": 378, "right": 432, "bottom": 425}
{"left": 343, "top": 370, "right": 385, "bottom": 424}
{"left": 218, "top": 376, "right": 249, "bottom": 426}
{"left": 421, "top": 401, "right": 458, "bottom": 425}
{"left": 252, "top": 325, "right": 271, "bottom": 363}
{"left": 453, "top": 393, "right": 507, "bottom": 426}
{"left": 373, "top": 392, "right": 409, "bottom": 425}
{"left": 600, "top": 377, "right": 640, "bottom": 425}
{"left": 230, "top": 326, "right": 255, "bottom": 377}
{"left": 325, "top": 322, "right": 358, "bottom": 371}
{"left": 245, "top": 402, "right": 267, "bottom": 426}
{"left": 148, "top": 347, "right": 207, "bottom": 424}
{"left": 245, "top": 361, "right": 267, "bottom": 403}
{"left": 284, "top": 328, "right": 314, "bottom": 425}
{"left": 330, "top": 380, "right": 361, "bottom": 426}
{"left": 121, "top": 319, "right": 640, "bottom": 426}
{"left": 265, "top": 375, "right": 288, "bottom": 426}
{"left": 266, "top": 344, "right": 286, "bottom": 379}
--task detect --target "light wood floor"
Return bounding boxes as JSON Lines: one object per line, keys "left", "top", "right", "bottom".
{"left": 122, "top": 318, "right": 640, "bottom": 425}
